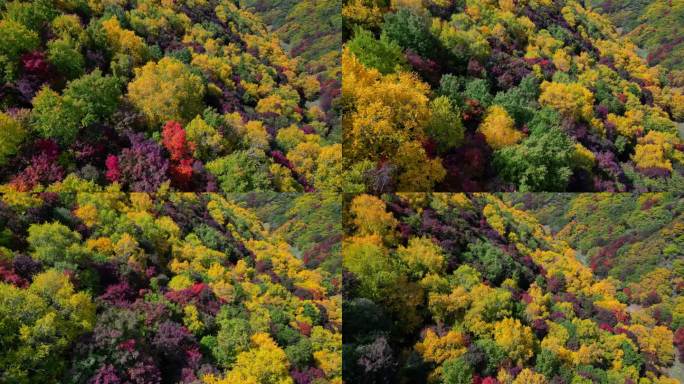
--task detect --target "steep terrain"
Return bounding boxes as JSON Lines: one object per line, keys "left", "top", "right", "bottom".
{"left": 0, "top": 192, "right": 341, "bottom": 383}
{"left": 507, "top": 192, "right": 684, "bottom": 282}
{"left": 589, "top": 0, "right": 684, "bottom": 86}
{"left": 0, "top": 0, "right": 340, "bottom": 193}
{"left": 241, "top": 0, "right": 341, "bottom": 75}
{"left": 342, "top": 0, "right": 684, "bottom": 192}
{"left": 343, "top": 193, "right": 684, "bottom": 383}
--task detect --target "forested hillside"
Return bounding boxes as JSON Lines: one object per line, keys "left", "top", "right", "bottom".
{"left": 508, "top": 192, "right": 683, "bottom": 282}
{"left": 343, "top": 193, "right": 684, "bottom": 383}
{"left": 0, "top": 0, "right": 341, "bottom": 193}
{"left": 0, "top": 192, "right": 341, "bottom": 383}
{"left": 587, "top": 0, "right": 652, "bottom": 32}
{"left": 589, "top": 0, "right": 684, "bottom": 86}
{"left": 240, "top": 0, "right": 342, "bottom": 137}
{"left": 342, "top": 0, "right": 684, "bottom": 192}
{"left": 241, "top": 0, "right": 341, "bottom": 76}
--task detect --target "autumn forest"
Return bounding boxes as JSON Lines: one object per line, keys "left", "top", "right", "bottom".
{"left": 343, "top": 193, "right": 684, "bottom": 384}
{"left": 342, "top": 0, "right": 684, "bottom": 192}
{"left": 0, "top": 0, "right": 683, "bottom": 383}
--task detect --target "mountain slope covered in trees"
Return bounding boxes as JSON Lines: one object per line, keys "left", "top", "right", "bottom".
{"left": 241, "top": 0, "right": 341, "bottom": 75}
{"left": 241, "top": 0, "right": 342, "bottom": 134}
{"left": 507, "top": 192, "right": 683, "bottom": 282}
{"left": 343, "top": 193, "right": 683, "bottom": 383}
{"left": 342, "top": 0, "right": 684, "bottom": 192}
{"left": 0, "top": 192, "right": 341, "bottom": 383}
{"left": 0, "top": 0, "right": 341, "bottom": 193}
{"left": 589, "top": 0, "right": 684, "bottom": 86}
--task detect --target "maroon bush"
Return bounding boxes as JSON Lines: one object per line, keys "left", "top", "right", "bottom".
{"left": 21, "top": 51, "right": 50, "bottom": 77}
{"left": 90, "top": 364, "right": 121, "bottom": 384}
{"left": 118, "top": 133, "right": 169, "bottom": 192}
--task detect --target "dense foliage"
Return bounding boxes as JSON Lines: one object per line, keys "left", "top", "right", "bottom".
{"left": 343, "top": 192, "right": 684, "bottom": 383}
{"left": 0, "top": 192, "right": 341, "bottom": 384}
{"left": 0, "top": 0, "right": 340, "bottom": 192}
{"left": 240, "top": 0, "right": 341, "bottom": 79}
{"left": 509, "top": 192, "right": 684, "bottom": 284}
{"left": 342, "top": 0, "right": 684, "bottom": 192}
{"left": 590, "top": 0, "right": 684, "bottom": 86}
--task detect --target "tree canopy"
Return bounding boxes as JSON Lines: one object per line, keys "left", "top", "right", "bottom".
{"left": 342, "top": 0, "right": 684, "bottom": 192}
{"left": 0, "top": 192, "right": 342, "bottom": 384}
{"left": 344, "top": 192, "right": 684, "bottom": 383}
{"left": 0, "top": 0, "right": 340, "bottom": 193}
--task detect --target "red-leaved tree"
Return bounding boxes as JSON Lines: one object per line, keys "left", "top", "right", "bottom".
{"left": 162, "top": 121, "right": 196, "bottom": 187}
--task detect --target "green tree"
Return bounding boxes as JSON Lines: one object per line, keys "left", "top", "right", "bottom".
{"left": 4, "top": 0, "right": 56, "bottom": 31}
{"left": 0, "top": 112, "right": 26, "bottom": 166}
{"left": 438, "top": 74, "right": 465, "bottom": 106}
{"left": 343, "top": 236, "right": 424, "bottom": 333}
{"left": 493, "top": 128, "right": 574, "bottom": 191}
{"left": 462, "top": 240, "right": 516, "bottom": 285}
{"left": 47, "top": 38, "right": 84, "bottom": 79}
{"left": 0, "top": 19, "right": 39, "bottom": 61}
{"left": 206, "top": 149, "right": 272, "bottom": 192}
{"left": 621, "top": 341, "right": 643, "bottom": 371}
{"left": 464, "top": 79, "right": 493, "bottom": 108}
{"left": 528, "top": 107, "right": 562, "bottom": 136}
{"left": 31, "top": 86, "right": 82, "bottom": 145}
{"left": 493, "top": 76, "right": 540, "bottom": 125}
{"left": 0, "top": 19, "right": 39, "bottom": 80}
{"left": 285, "top": 337, "right": 313, "bottom": 369}
{"left": 475, "top": 338, "right": 506, "bottom": 377}
{"left": 62, "top": 69, "right": 121, "bottom": 126}
{"left": 427, "top": 96, "right": 464, "bottom": 153}
{"left": 185, "top": 115, "right": 223, "bottom": 161}
{"left": 0, "top": 269, "right": 94, "bottom": 384}
{"left": 213, "top": 317, "right": 252, "bottom": 368}
{"left": 343, "top": 238, "right": 399, "bottom": 301}
{"left": 347, "top": 27, "right": 406, "bottom": 74}
{"left": 441, "top": 356, "right": 473, "bottom": 384}
{"left": 381, "top": 7, "right": 437, "bottom": 58}
{"left": 31, "top": 71, "right": 120, "bottom": 144}
{"left": 535, "top": 348, "right": 561, "bottom": 379}
{"left": 27, "top": 221, "right": 83, "bottom": 267}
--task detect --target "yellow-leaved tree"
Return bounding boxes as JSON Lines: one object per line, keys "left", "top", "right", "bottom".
{"left": 349, "top": 194, "right": 398, "bottom": 239}
{"left": 415, "top": 328, "right": 468, "bottom": 365}
{"left": 539, "top": 81, "right": 594, "bottom": 122}
{"left": 397, "top": 236, "right": 446, "bottom": 279}
{"left": 344, "top": 50, "right": 430, "bottom": 159}
{"left": 343, "top": 49, "right": 446, "bottom": 190}
{"left": 0, "top": 112, "right": 25, "bottom": 166}
{"left": 128, "top": 57, "right": 205, "bottom": 126}
{"left": 633, "top": 131, "right": 682, "bottom": 172}
{"left": 101, "top": 18, "right": 149, "bottom": 64}
{"left": 202, "top": 333, "right": 293, "bottom": 384}
{"left": 493, "top": 317, "right": 535, "bottom": 365}
{"left": 478, "top": 105, "right": 524, "bottom": 150}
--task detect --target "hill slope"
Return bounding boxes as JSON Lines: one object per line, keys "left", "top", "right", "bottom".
{"left": 343, "top": 193, "right": 684, "bottom": 383}
{"left": 0, "top": 0, "right": 341, "bottom": 192}
{"left": 342, "top": 0, "right": 684, "bottom": 192}
{"left": 241, "top": 0, "right": 341, "bottom": 74}
{"left": 0, "top": 192, "right": 341, "bottom": 383}
{"left": 241, "top": 0, "right": 342, "bottom": 134}
{"left": 589, "top": 0, "right": 684, "bottom": 85}
{"left": 507, "top": 192, "right": 684, "bottom": 282}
